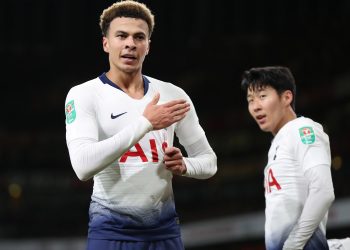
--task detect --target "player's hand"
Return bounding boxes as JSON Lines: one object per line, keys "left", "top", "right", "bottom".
{"left": 143, "top": 93, "right": 190, "bottom": 130}
{"left": 163, "top": 147, "right": 187, "bottom": 175}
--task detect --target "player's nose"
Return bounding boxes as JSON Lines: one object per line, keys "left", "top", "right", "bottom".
{"left": 125, "top": 36, "right": 136, "bottom": 49}
{"left": 251, "top": 100, "right": 262, "bottom": 112}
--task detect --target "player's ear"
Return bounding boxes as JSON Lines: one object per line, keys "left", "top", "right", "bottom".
{"left": 102, "top": 36, "right": 109, "bottom": 53}
{"left": 283, "top": 90, "right": 293, "bottom": 107}
{"left": 146, "top": 40, "right": 151, "bottom": 55}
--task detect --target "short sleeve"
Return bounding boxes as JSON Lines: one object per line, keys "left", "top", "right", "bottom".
{"left": 65, "top": 85, "right": 99, "bottom": 143}
{"left": 293, "top": 125, "right": 331, "bottom": 173}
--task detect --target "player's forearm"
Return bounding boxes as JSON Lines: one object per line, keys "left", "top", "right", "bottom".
{"left": 283, "top": 190, "right": 334, "bottom": 249}
{"left": 182, "top": 136, "right": 217, "bottom": 179}
{"left": 283, "top": 165, "right": 335, "bottom": 249}
{"left": 68, "top": 116, "right": 152, "bottom": 181}
{"left": 183, "top": 153, "right": 217, "bottom": 179}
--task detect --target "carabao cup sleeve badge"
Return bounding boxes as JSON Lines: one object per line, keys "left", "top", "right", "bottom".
{"left": 299, "top": 126, "right": 315, "bottom": 144}
{"left": 65, "top": 100, "right": 76, "bottom": 124}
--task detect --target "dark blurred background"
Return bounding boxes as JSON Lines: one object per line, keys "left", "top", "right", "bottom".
{"left": 1, "top": 0, "right": 350, "bottom": 249}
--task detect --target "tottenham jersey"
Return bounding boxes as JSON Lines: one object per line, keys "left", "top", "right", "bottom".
{"left": 264, "top": 117, "right": 331, "bottom": 250}
{"left": 65, "top": 73, "right": 205, "bottom": 241}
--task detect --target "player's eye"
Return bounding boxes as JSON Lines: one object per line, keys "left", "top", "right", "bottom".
{"left": 116, "top": 33, "right": 127, "bottom": 39}
{"left": 135, "top": 35, "right": 146, "bottom": 41}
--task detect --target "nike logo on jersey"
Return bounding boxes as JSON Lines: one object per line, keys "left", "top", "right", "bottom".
{"left": 111, "top": 112, "right": 127, "bottom": 119}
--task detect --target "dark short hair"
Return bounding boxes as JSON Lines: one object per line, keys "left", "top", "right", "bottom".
{"left": 100, "top": 0, "right": 155, "bottom": 37}
{"left": 241, "top": 66, "right": 296, "bottom": 110}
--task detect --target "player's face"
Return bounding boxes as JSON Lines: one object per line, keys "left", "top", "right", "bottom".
{"left": 103, "top": 17, "right": 150, "bottom": 74}
{"left": 247, "top": 86, "right": 291, "bottom": 135}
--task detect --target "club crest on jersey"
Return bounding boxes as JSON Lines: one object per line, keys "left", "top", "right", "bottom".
{"left": 65, "top": 100, "right": 76, "bottom": 124}
{"left": 299, "top": 126, "right": 315, "bottom": 144}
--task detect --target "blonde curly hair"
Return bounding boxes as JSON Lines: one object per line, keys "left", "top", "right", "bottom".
{"left": 100, "top": 0, "right": 155, "bottom": 37}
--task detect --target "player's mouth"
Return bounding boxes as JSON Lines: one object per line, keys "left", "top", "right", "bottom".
{"left": 121, "top": 54, "right": 137, "bottom": 63}
{"left": 255, "top": 114, "right": 267, "bottom": 125}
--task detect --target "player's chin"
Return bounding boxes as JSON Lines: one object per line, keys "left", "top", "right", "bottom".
{"left": 120, "top": 64, "right": 141, "bottom": 73}
{"left": 122, "top": 67, "right": 138, "bottom": 74}
{"left": 258, "top": 124, "right": 271, "bottom": 133}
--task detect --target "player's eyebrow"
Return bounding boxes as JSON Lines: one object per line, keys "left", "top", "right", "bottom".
{"left": 133, "top": 31, "right": 147, "bottom": 37}
{"left": 114, "top": 30, "right": 128, "bottom": 35}
{"left": 114, "top": 30, "right": 147, "bottom": 36}
{"left": 246, "top": 93, "right": 254, "bottom": 100}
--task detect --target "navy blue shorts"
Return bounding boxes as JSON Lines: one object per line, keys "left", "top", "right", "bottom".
{"left": 86, "top": 237, "right": 184, "bottom": 250}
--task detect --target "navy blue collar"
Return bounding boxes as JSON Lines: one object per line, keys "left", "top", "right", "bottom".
{"left": 99, "top": 72, "right": 149, "bottom": 95}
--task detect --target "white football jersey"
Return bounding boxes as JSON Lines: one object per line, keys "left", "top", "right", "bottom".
{"left": 65, "top": 73, "right": 205, "bottom": 236}
{"left": 264, "top": 117, "right": 331, "bottom": 249}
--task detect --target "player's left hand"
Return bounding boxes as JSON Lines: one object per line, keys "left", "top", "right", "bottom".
{"left": 163, "top": 147, "right": 187, "bottom": 175}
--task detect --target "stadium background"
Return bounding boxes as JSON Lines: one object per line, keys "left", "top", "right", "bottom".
{"left": 1, "top": 0, "right": 350, "bottom": 249}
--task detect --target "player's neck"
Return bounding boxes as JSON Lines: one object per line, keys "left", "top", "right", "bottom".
{"left": 272, "top": 108, "right": 297, "bottom": 136}
{"left": 106, "top": 70, "right": 144, "bottom": 99}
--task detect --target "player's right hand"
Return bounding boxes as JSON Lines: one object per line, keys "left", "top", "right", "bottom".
{"left": 143, "top": 93, "right": 190, "bottom": 130}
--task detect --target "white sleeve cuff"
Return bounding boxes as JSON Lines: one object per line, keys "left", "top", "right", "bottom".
{"left": 182, "top": 136, "right": 217, "bottom": 179}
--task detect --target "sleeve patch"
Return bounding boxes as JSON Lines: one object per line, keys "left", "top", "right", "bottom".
{"left": 65, "top": 100, "right": 76, "bottom": 124}
{"left": 298, "top": 126, "right": 315, "bottom": 144}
